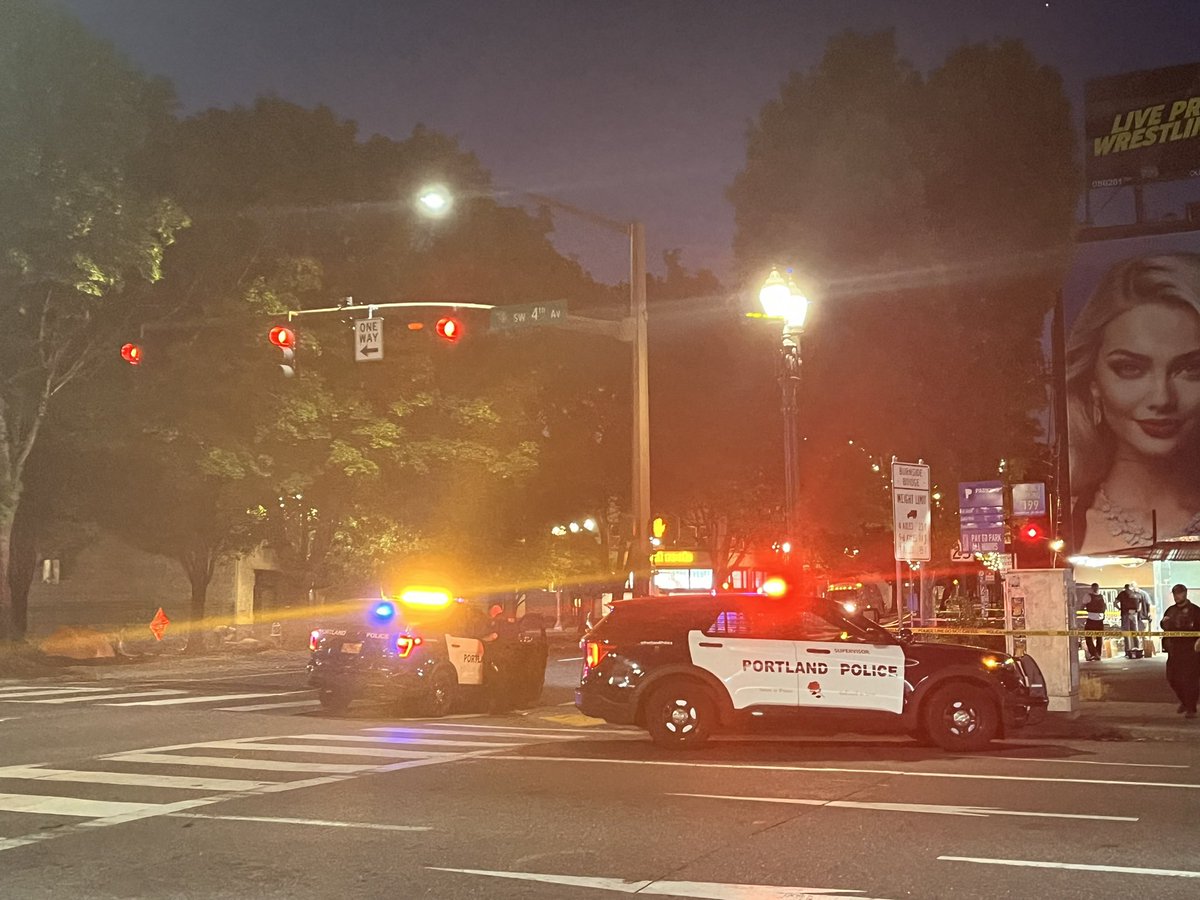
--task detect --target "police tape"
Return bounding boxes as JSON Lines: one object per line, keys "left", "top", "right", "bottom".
{"left": 909, "top": 627, "right": 1200, "bottom": 638}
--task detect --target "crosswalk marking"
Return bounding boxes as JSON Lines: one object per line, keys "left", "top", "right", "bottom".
{"left": 0, "top": 687, "right": 113, "bottom": 700}
{"left": 105, "top": 690, "right": 313, "bottom": 707}
{"left": 0, "top": 722, "right": 592, "bottom": 860}
{"left": 169, "top": 812, "right": 431, "bottom": 832}
{"left": 289, "top": 732, "right": 522, "bottom": 749}
{"left": 0, "top": 791, "right": 164, "bottom": 818}
{"left": 202, "top": 740, "right": 459, "bottom": 759}
{"left": 0, "top": 765, "right": 275, "bottom": 792}
{"left": 11, "top": 689, "right": 188, "bottom": 704}
{"left": 105, "top": 752, "right": 373, "bottom": 774}
{"left": 367, "top": 725, "right": 579, "bottom": 741}
{"left": 218, "top": 699, "right": 321, "bottom": 712}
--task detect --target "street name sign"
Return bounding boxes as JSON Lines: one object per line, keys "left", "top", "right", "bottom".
{"left": 355, "top": 317, "right": 383, "bottom": 361}
{"left": 892, "top": 461, "right": 931, "bottom": 561}
{"left": 489, "top": 301, "right": 567, "bottom": 331}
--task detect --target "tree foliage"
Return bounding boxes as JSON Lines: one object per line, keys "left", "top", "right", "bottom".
{"left": 0, "top": 0, "right": 187, "bottom": 638}
{"left": 728, "top": 30, "right": 1080, "bottom": 569}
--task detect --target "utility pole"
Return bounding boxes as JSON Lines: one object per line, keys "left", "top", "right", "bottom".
{"left": 630, "top": 221, "right": 651, "bottom": 596}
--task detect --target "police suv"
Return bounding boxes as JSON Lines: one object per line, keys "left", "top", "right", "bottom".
{"left": 308, "top": 591, "right": 548, "bottom": 716}
{"left": 576, "top": 591, "right": 1047, "bottom": 751}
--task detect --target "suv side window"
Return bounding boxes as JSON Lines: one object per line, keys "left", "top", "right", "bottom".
{"left": 704, "top": 602, "right": 794, "bottom": 640}
{"left": 793, "top": 609, "right": 846, "bottom": 642}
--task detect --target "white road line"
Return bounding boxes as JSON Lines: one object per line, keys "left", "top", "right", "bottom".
{"left": 366, "top": 726, "right": 578, "bottom": 741}
{"left": 287, "top": 733, "right": 522, "bottom": 749}
{"left": 106, "top": 752, "right": 372, "bottom": 774}
{"left": 0, "top": 792, "right": 162, "bottom": 819}
{"left": 990, "top": 757, "right": 1188, "bottom": 770}
{"left": 200, "top": 740, "right": 458, "bottom": 759}
{"left": 11, "top": 689, "right": 187, "bottom": 704}
{"left": 0, "top": 687, "right": 113, "bottom": 700}
{"left": 169, "top": 813, "right": 431, "bottom": 832}
{"left": 939, "top": 856, "right": 1200, "bottom": 879}
{"left": 673, "top": 793, "right": 1138, "bottom": 822}
{"left": 0, "top": 766, "right": 275, "bottom": 792}
{"left": 218, "top": 699, "right": 322, "bottom": 712}
{"left": 558, "top": 657, "right": 583, "bottom": 662}
{"left": 410, "top": 721, "right": 626, "bottom": 734}
{"left": 489, "top": 755, "right": 1200, "bottom": 790}
{"left": 105, "top": 690, "right": 312, "bottom": 707}
{"left": 428, "top": 867, "right": 891, "bottom": 899}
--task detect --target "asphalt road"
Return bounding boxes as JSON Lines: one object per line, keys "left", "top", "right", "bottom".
{"left": 2, "top": 655, "right": 1198, "bottom": 899}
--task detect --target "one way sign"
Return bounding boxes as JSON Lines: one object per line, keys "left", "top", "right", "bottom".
{"left": 355, "top": 317, "right": 383, "bottom": 362}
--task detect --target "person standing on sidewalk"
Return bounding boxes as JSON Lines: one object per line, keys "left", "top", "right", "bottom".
{"left": 1082, "top": 584, "right": 1107, "bottom": 662}
{"left": 1116, "top": 584, "right": 1143, "bottom": 658}
{"left": 1160, "top": 584, "right": 1200, "bottom": 718}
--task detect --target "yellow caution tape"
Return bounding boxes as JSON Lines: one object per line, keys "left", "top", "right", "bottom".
{"left": 910, "top": 628, "right": 1200, "bottom": 638}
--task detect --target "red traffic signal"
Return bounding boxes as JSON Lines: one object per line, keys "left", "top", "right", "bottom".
{"left": 269, "top": 326, "right": 296, "bottom": 349}
{"left": 1018, "top": 521, "right": 1044, "bottom": 542}
{"left": 120, "top": 343, "right": 142, "bottom": 366}
{"left": 434, "top": 316, "right": 461, "bottom": 342}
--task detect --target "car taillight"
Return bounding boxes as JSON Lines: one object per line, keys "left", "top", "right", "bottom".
{"left": 585, "top": 641, "right": 609, "bottom": 669}
{"left": 395, "top": 634, "right": 423, "bottom": 657}
{"left": 309, "top": 630, "right": 321, "bottom": 651}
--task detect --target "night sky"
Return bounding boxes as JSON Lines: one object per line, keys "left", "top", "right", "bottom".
{"left": 58, "top": 0, "right": 1198, "bottom": 284}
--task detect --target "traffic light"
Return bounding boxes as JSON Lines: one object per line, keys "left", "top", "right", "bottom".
{"left": 1016, "top": 520, "right": 1045, "bottom": 542}
{"left": 434, "top": 316, "right": 462, "bottom": 343}
{"left": 120, "top": 342, "right": 143, "bottom": 366}
{"left": 269, "top": 325, "right": 296, "bottom": 378}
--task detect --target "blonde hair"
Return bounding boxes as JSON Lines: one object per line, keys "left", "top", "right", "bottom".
{"left": 1066, "top": 253, "right": 1200, "bottom": 499}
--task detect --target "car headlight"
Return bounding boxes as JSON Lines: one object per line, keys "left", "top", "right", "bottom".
{"left": 982, "top": 655, "right": 1015, "bottom": 671}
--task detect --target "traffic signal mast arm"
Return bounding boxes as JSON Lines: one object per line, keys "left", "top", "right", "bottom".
{"left": 285, "top": 299, "right": 636, "bottom": 343}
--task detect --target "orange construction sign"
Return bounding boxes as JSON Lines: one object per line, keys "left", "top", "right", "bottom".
{"left": 149, "top": 607, "right": 170, "bottom": 641}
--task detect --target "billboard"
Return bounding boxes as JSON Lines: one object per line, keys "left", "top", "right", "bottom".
{"left": 1085, "top": 62, "right": 1200, "bottom": 189}
{"left": 1062, "top": 229, "right": 1200, "bottom": 554}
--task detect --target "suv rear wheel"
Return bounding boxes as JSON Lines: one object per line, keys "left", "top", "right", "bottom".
{"left": 645, "top": 681, "right": 715, "bottom": 749}
{"left": 922, "top": 682, "right": 998, "bottom": 751}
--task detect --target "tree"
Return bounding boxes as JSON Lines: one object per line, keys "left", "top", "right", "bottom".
{"left": 0, "top": 0, "right": 187, "bottom": 639}
{"left": 728, "top": 31, "right": 1079, "bottom": 564}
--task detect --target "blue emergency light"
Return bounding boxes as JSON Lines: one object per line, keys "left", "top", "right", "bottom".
{"left": 371, "top": 601, "right": 397, "bottom": 623}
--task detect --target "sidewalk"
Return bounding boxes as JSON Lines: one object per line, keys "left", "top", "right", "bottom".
{"left": 1032, "top": 654, "right": 1197, "bottom": 742}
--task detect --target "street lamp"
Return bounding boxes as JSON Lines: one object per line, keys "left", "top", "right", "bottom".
{"left": 417, "top": 183, "right": 651, "bottom": 594}
{"left": 758, "top": 267, "right": 810, "bottom": 546}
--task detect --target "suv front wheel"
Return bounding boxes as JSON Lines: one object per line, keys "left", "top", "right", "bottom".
{"left": 921, "top": 682, "right": 998, "bottom": 751}
{"left": 645, "top": 681, "right": 716, "bottom": 749}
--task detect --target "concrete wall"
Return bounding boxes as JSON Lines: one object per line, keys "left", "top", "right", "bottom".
{"left": 27, "top": 531, "right": 278, "bottom": 639}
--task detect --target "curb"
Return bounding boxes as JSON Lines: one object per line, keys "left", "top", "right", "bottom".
{"left": 1031, "top": 715, "right": 1198, "bottom": 743}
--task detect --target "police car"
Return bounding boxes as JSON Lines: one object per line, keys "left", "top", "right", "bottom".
{"left": 575, "top": 588, "right": 1048, "bottom": 751}
{"left": 308, "top": 589, "right": 548, "bottom": 715}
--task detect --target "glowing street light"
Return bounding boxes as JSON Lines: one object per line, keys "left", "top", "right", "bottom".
{"left": 415, "top": 184, "right": 453, "bottom": 217}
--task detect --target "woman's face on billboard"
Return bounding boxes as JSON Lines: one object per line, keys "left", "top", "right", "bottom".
{"left": 1092, "top": 301, "right": 1200, "bottom": 461}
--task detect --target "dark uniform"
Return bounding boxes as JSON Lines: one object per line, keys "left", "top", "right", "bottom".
{"left": 1160, "top": 593, "right": 1200, "bottom": 717}
{"left": 1081, "top": 591, "right": 1107, "bottom": 661}
{"left": 485, "top": 610, "right": 520, "bottom": 712}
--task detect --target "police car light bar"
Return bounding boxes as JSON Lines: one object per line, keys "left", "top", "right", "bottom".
{"left": 398, "top": 587, "right": 453, "bottom": 608}
{"left": 309, "top": 630, "right": 321, "bottom": 651}
{"left": 371, "top": 601, "right": 397, "bottom": 622}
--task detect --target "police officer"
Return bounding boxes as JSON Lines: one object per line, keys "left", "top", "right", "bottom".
{"left": 1160, "top": 584, "right": 1200, "bottom": 719}
{"left": 483, "top": 602, "right": 519, "bottom": 713}
{"left": 1081, "top": 584, "right": 1107, "bottom": 662}
{"left": 1116, "top": 584, "right": 1142, "bottom": 658}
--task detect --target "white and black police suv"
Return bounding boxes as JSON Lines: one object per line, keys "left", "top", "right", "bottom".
{"left": 576, "top": 590, "right": 1047, "bottom": 751}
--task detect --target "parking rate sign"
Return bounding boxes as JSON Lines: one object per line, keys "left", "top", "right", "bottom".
{"left": 892, "top": 462, "right": 931, "bottom": 561}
